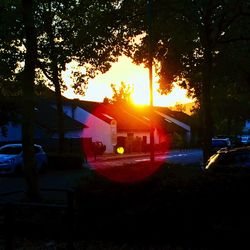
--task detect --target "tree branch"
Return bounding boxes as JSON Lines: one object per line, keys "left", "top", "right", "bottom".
{"left": 183, "top": 0, "right": 203, "bottom": 27}
{"left": 214, "top": 1, "right": 242, "bottom": 43}
{"left": 37, "top": 60, "right": 53, "bottom": 82}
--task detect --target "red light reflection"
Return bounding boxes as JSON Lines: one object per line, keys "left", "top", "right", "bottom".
{"left": 93, "top": 160, "right": 165, "bottom": 183}
{"left": 80, "top": 103, "right": 171, "bottom": 183}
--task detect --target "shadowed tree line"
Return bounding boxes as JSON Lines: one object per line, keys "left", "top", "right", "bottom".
{"left": 118, "top": 0, "right": 250, "bottom": 162}
{"left": 0, "top": 0, "right": 129, "bottom": 200}
{"left": 0, "top": 0, "right": 250, "bottom": 199}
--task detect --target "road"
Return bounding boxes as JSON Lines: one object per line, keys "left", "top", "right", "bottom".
{"left": 0, "top": 149, "right": 203, "bottom": 200}
{"left": 89, "top": 149, "right": 203, "bottom": 167}
{"left": 139, "top": 149, "right": 202, "bottom": 165}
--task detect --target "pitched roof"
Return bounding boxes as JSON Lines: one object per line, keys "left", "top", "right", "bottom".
{"left": 155, "top": 106, "right": 192, "bottom": 125}
{"left": 35, "top": 100, "right": 86, "bottom": 132}
{"left": 126, "top": 105, "right": 188, "bottom": 133}
{"left": 72, "top": 100, "right": 150, "bottom": 131}
{"left": 101, "top": 103, "right": 150, "bottom": 131}
{"left": 35, "top": 88, "right": 191, "bottom": 134}
{"left": 67, "top": 99, "right": 190, "bottom": 133}
{"left": 1, "top": 96, "right": 86, "bottom": 135}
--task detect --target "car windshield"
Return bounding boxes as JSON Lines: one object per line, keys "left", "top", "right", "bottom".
{"left": 212, "top": 140, "right": 228, "bottom": 147}
{"left": 0, "top": 146, "right": 22, "bottom": 155}
{"left": 206, "top": 149, "right": 250, "bottom": 169}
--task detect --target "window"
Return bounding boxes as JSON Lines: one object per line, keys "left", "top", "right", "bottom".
{"left": 0, "top": 146, "right": 22, "bottom": 155}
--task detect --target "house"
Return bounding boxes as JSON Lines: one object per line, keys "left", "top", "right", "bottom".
{"left": 59, "top": 98, "right": 192, "bottom": 153}
{"left": 124, "top": 105, "right": 192, "bottom": 150}
{"left": 54, "top": 99, "right": 116, "bottom": 153}
{"left": 88, "top": 102, "right": 152, "bottom": 153}
{"left": 154, "top": 107, "right": 191, "bottom": 145}
{"left": 35, "top": 100, "right": 86, "bottom": 140}
{"left": 0, "top": 94, "right": 193, "bottom": 154}
{"left": 0, "top": 99, "right": 85, "bottom": 153}
{"left": 36, "top": 87, "right": 193, "bottom": 153}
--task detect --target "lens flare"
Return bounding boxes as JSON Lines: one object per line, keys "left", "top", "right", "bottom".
{"left": 117, "top": 147, "right": 124, "bottom": 154}
{"left": 80, "top": 103, "right": 171, "bottom": 184}
{"left": 96, "top": 160, "right": 166, "bottom": 184}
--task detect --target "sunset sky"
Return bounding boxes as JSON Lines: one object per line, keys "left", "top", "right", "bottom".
{"left": 62, "top": 55, "right": 193, "bottom": 107}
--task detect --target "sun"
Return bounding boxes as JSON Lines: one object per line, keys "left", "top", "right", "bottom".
{"left": 62, "top": 55, "right": 194, "bottom": 107}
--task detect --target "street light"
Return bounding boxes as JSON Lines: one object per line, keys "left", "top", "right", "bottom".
{"left": 147, "top": 0, "right": 155, "bottom": 162}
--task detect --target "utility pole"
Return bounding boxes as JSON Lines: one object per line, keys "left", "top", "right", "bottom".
{"left": 147, "top": 0, "right": 155, "bottom": 162}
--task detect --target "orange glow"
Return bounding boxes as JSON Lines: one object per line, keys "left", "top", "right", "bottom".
{"left": 62, "top": 55, "right": 194, "bottom": 107}
{"left": 89, "top": 133, "right": 171, "bottom": 183}
{"left": 95, "top": 161, "right": 164, "bottom": 183}
{"left": 80, "top": 102, "right": 172, "bottom": 183}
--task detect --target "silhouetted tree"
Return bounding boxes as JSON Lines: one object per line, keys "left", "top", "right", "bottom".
{"left": 109, "top": 81, "right": 134, "bottom": 104}
{"left": 1, "top": 0, "right": 130, "bottom": 154}
{"left": 119, "top": 0, "right": 250, "bottom": 162}
{"left": 21, "top": 0, "right": 41, "bottom": 200}
{"left": 0, "top": 0, "right": 128, "bottom": 198}
{"left": 35, "top": 0, "right": 128, "bottom": 153}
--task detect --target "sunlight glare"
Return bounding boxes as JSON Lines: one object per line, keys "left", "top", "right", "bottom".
{"left": 62, "top": 55, "right": 194, "bottom": 107}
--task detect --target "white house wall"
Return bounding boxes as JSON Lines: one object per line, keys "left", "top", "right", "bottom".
{"left": 61, "top": 104, "right": 114, "bottom": 153}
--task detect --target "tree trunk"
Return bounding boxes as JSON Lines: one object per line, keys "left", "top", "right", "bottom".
{"left": 53, "top": 64, "right": 65, "bottom": 154}
{"left": 46, "top": 8, "right": 65, "bottom": 154}
{"left": 201, "top": 10, "right": 214, "bottom": 164}
{"left": 21, "top": 0, "right": 41, "bottom": 201}
{"left": 201, "top": 69, "right": 213, "bottom": 164}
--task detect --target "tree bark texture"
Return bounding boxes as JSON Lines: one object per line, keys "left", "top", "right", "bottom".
{"left": 46, "top": 8, "right": 65, "bottom": 154}
{"left": 21, "top": 0, "right": 41, "bottom": 201}
{"left": 201, "top": 7, "right": 214, "bottom": 164}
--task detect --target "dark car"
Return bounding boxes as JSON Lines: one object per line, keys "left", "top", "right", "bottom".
{"left": 211, "top": 138, "right": 231, "bottom": 155}
{"left": 0, "top": 143, "right": 48, "bottom": 174}
{"left": 92, "top": 141, "right": 106, "bottom": 155}
{"left": 205, "top": 146, "right": 250, "bottom": 172}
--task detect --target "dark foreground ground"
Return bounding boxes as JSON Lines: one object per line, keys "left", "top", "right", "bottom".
{"left": 1, "top": 162, "right": 250, "bottom": 249}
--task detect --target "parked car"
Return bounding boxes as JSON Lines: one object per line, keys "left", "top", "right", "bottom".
{"left": 0, "top": 143, "right": 48, "bottom": 174}
{"left": 205, "top": 146, "right": 250, "bottom": 172}
{"left": 241, "top": 135, "right": 250, "bottom": 145}
{"left": 91, "top": 141, "right": 106, "bottom": 155}
{"left": 211, "top": 137, "right": 231, "bottom": 154}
